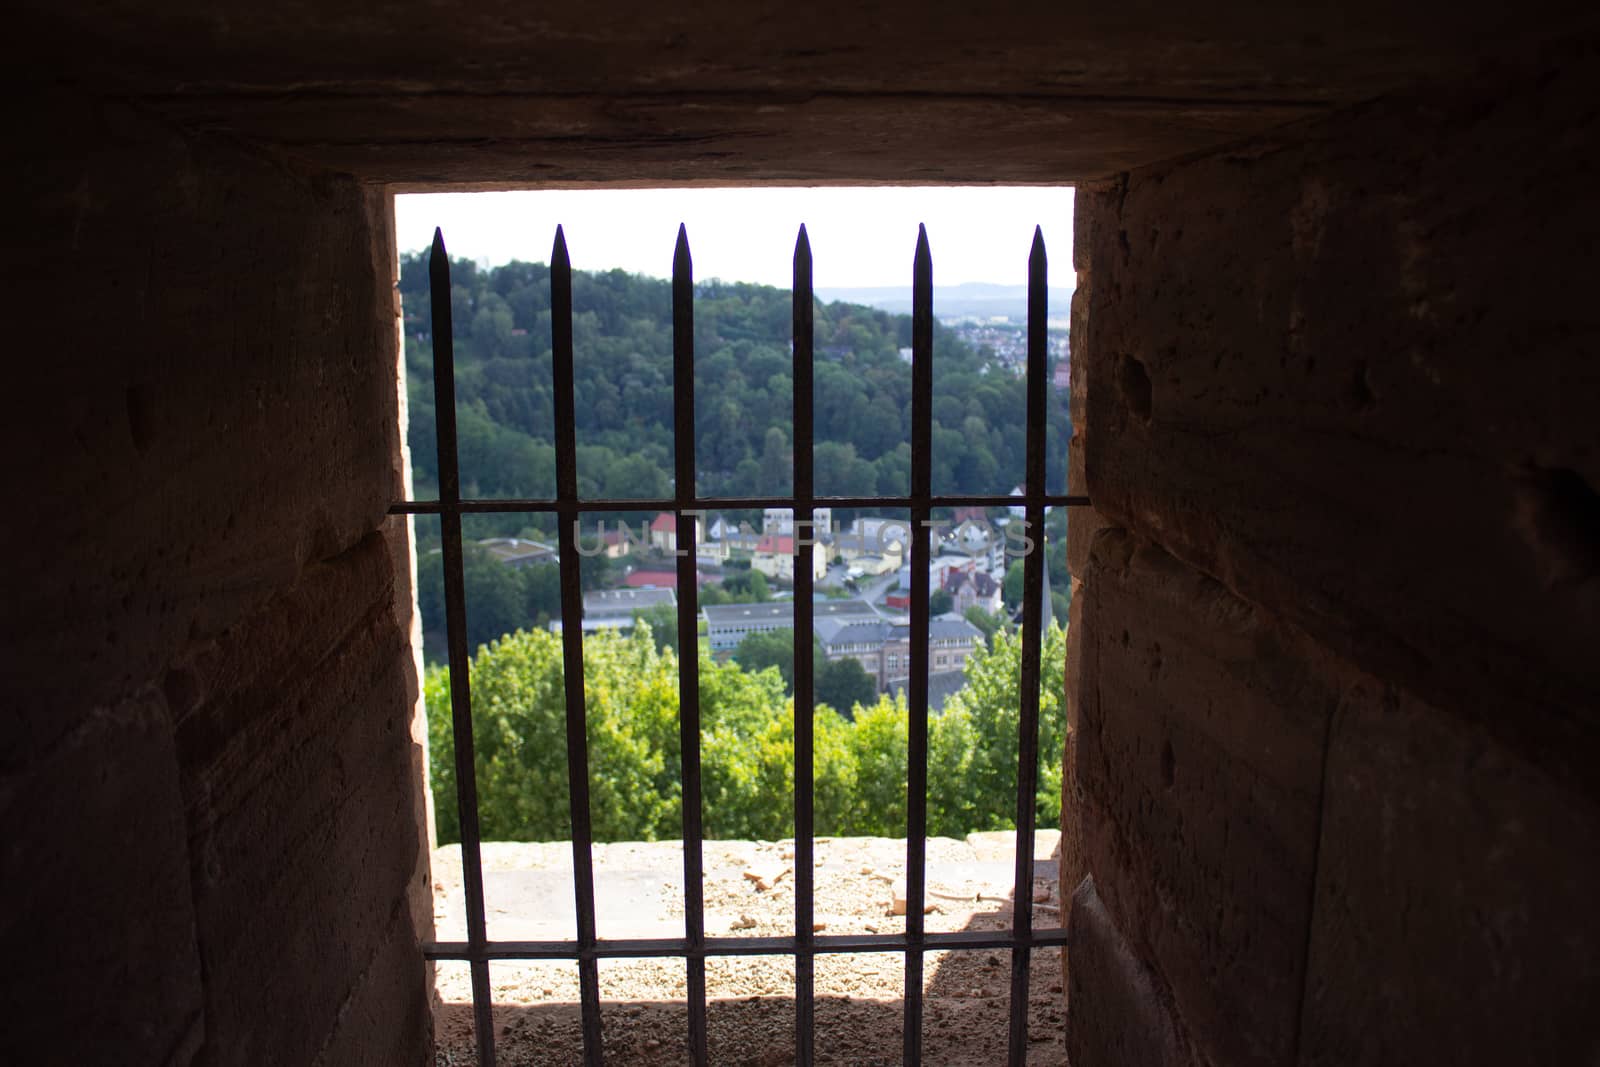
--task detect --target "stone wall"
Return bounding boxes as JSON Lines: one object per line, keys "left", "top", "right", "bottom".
{"left": 1065, "top": 52, "right": 1600, "bottom": 1067}
{"left": 0, "top": 95, "right": 432, "bottom": 1064}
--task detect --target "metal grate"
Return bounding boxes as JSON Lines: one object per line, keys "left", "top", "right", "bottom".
{"left": 390, "top": 219, "right": 1088, "bottom": 1065}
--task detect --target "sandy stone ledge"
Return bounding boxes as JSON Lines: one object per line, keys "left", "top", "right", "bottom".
{"left": 431, "top": 834, "right": 1067, "bottom": 1065}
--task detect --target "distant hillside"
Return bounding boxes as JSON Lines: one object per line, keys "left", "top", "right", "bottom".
{"left": 398, "top": 254, "right": 1072, "bottom": 518}
{"left": 815, "top": 283, "right": 1075, "bottom": 320}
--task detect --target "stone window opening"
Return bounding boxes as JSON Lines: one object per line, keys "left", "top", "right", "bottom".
{"left": 393, "top": 191, "right": 1084, "bottom": 1065}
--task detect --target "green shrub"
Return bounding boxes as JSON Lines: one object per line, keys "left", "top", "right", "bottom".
{"left": 425, "top": 620, "right": 1069, "bottom": 844}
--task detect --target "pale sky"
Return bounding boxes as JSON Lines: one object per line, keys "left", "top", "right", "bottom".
{"left": 395, "top": 187, "right": 1074, "bottom": 290}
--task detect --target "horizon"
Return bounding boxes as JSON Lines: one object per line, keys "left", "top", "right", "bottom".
{"left": 396, "top": 187, "right": 1075, "bottom": 290}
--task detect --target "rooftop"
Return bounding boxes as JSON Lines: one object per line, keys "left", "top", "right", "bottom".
{"left": 702, "top": 599, "right": 884, "bottom": 625}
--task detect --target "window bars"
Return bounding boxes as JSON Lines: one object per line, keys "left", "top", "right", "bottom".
{"left": 390, "top": 221, "right": 1089, "bottom": 1065}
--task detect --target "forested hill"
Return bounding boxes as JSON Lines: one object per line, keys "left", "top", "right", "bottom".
{"left": 399, "top": 253, "right": 1070, "bottom": 501}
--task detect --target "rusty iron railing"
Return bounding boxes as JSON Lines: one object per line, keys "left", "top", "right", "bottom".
{"left": 390, "top": 221, "right": 1087, "bottom": 1066}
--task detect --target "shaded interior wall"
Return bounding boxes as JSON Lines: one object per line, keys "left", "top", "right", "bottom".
{"left": 0, "top": 95, "right": 433, "bottom": 1065}
{"left": 1064, "top": 51, "right": 1600, "bottom": 1067}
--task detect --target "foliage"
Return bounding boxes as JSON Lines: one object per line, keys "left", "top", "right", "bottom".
{"left": 425, "top": 620, "right": 1070, "bottom": 845}
{"left": 399, "top": 253, "right": 1072, "bottom": 505}
{"left": 633, "top": 603, "right": 681, "bottom": 655}
{"left": 718, "top": 569, "right": 770, "bottom": 602}
{"left": 927, "top": 622, "right": 1069, "bottom": 835}
{"left": 964, "top": 604, "right": 1005, "bottom": 644}
{"left": 1002, "top": 559, "right": 1026, "bottom": 612}
{"left": 815, "top": 656, "right": 878, "bottom": 717}
{"left": 929, "top": 588, "right": 954, "bottom": 616}
{"left": 731, "top": 628, "right": 799, "bottom": 690}
{"left": 416, "top": 544, "right": 562, "bottom": 655}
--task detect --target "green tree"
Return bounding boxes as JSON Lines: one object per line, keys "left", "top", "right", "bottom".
{"left": 417, "top": 543, "right": 537, "bottom": 654}
{"left": 929, "top": 588, "right": 954, "bottom": 616}
{"left": 815, "top": 656, "right": 878, "bottom": 717}
{"left": 720, "top": 569, "right": 770, "bottom": 602}
{"left": 733, "top": 628, "right": 800, "bottom": 690}
{"left": 633, "top": 602, "right": 681, "bottom": 655}
{"left": 1002, "top": 559, "right": 1026, "bottom": 612}
{"left": 928, "top": 622, "right": 1069, "bottom": 835}
{"left": 964, "top": 604, "right": 1004, "bottom": 644}
{"left": 422, "top": 617, "right": 1071, "bottom": 845}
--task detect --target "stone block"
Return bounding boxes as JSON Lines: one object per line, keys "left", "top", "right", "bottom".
{"left": 0, "top": 695, "right": 205, "bottom": 1064}
{"left": 5, "top": 95, "right": 401, "bottom": 760}
{"left": 1077, "top": 529, "right": 1331, "bottom": 1066}
{"left": 172, "top": 535, "right": 428, "bottom": 1066}
{"left": 1299, "top": 683, "right": 1600, "bottom": 1066}
{"left": 1059, "top": 582, "right": 1088, "bottom": 914}
{"left": 1066, "top": 876, "right": 1196, "bottom": 1067}
{"left": 1080, "top": 60, "right": 1600, "bottom": 789}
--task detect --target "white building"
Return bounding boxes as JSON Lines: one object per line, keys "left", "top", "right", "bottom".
{"left": 762, "top": 506, "right": 833, "bottom": 539}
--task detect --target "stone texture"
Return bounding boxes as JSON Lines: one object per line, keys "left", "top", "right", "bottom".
{"left": 1074, "top": 529, "right": 1331, "bottom": 1067}
{"left": 171, "top": 533, "right": 428, "bottom": 1066}
{"left": 2, "top": 94, "right": 429, "bottom": 1066}
{"left": 0, "top": 694, "right": 205, "bottom": 1065}
{"left": 1299, "top": 683, "right": 1600, "bottom": 1067}
{"left": 12, "top": 3, "right": 1599, "bottom": 184}
{"left": 1081, "top": 54, "right": 1600, "bottom": 793}
{"left": 4, "top": 95, "right": 403, "bottom": 758}
{"left": 1066, "top": 876, "right": 1194, "bottom": 1067}
{"left": 1058, "top": 584, "right": 1087, "bottom": 915}
{"left": 1067, "top": 53, "right": 1600, "bottom": 1067}
{"left": 1066, "top": 183, "right": 1112, "bottom": 581}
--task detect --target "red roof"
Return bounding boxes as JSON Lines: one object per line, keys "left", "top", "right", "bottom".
{"left": 625, "top": 569, "right": 678, "bottom": 588}
{"left": 650, "top": 513, "right": 676, "bottom": 533}
{"left": 756, "top": 534, "right": 795, "bottom": 555}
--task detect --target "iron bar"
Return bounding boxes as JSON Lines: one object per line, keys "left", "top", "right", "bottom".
{"left": 671, "top": 225, "right": 710, "bottom": 1067}
{"left": 428, "top": 229, "right": 496, "bottom": 1067}
{"left": 391, "top": 492, "right": 1090, "bottom": 515}
{"left": 791, "top": 225, "right": 816, "bottom": 1067}
{"left": 1007, "top": 227, "right": 1050, "bottom": 1064}
{"left": 551, "top": 226, "right": 606, "bottom": 1066}
{"left": 425, "top": 927, "right": 1071, "bottom": 962}
{"left": 904, "top": 224, "right": 934, "bottom": 1064}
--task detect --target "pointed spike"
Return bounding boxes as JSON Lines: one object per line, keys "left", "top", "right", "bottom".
{"left": 552, "top": 224, "right": 569, "bottom": 266}
{"left": 430, "top": 226, "right": 446, "bottom": 258}
{"left": 1030, "top": 225, "right": 1047, "bottom": 265}
{"left": 674, "top": 224, "right": 692, "bottom": 271}
{"left": 794, "top": 224, "right": 812, "bottom": 264}
{"left": 914, "top": 223, "right": 931, "bottom": 264}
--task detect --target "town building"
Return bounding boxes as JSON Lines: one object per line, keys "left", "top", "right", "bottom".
{"left": 762, "top": 506, "right": 833, "bottom": 539}
{"left": 702, "top": 599, "right": 882, "bottom": 654}
{"left": 943, "top": 567, "right": 1003, "bottom": 615}
{"left": 477, "top": 537, "right": 556, "bottom": 568}
{"left": 549, "top": 587, "right": 676, "bottom": 635}
{"left": 814, "top": 615, "right": 985, "bottom": 691}
{"left": 751, "top": 533, "right": 830, "bottom": 583}
{"left": 889, "top": 670, "right": 970, "bottom": 714}
{"left": 648, "top": 512, "right": 704, "bottom": 554}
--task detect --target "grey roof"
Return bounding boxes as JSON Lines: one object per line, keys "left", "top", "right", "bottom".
{"left": 929, "top": 617, "right": 983, "bottom": 640}
{"left": 584, "top": 587, "right": 677, "bottom": 618}
{"left": 814, "top": 618, "right": 892, "bottom": 647}
{"left": 816, "top": 615, "right": 979, "bottom": 649}
{"left": 884, "top": 617, "right": 983, "bottom": 642}
{"left": 890, "top": 670, "right": 970, "bottom": 713}
{"left": 702, "top": 599, "right": 881, "bottom": 626}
